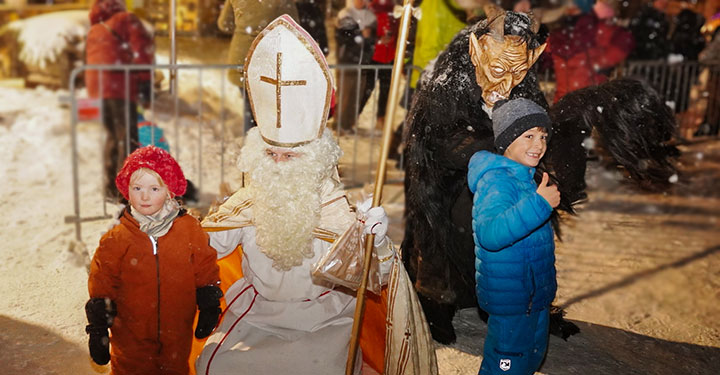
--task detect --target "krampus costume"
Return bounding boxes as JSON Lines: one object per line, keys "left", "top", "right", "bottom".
{"left": 402, "top": 5, "right": 678, "bottom": 344}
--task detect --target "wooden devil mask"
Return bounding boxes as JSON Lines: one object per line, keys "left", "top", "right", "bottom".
{"left": 469, "top": 5, "right": 546, "bottom": 107}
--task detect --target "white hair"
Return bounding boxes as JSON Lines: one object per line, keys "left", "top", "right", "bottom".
{"left": 238, "top": 128, "right": 342, "bottom": 270}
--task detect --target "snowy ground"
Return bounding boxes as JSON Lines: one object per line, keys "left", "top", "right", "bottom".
{"left": 2, "top": 29, "right": 720, "bottom": 373}
{"left": 2, "top": 81, "right": 720, "bottom": 374}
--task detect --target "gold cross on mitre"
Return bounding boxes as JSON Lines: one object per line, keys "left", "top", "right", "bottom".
{"left": 244, "top": 15, "right": 333, "bottom": 146}
{"left": 259, "top": 52, "right": 307, "bottom": 128}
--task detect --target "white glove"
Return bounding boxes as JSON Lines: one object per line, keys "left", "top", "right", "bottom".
{"left": 358, "top": 198, "right": 395, "bottom": 282}
{"left": 363, "top": 206, "right": 389, "bottom": 247}
{"left": 356, "top": 196, "right": 373, "bottom": 214}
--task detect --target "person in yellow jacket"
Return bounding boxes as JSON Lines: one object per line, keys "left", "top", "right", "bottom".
{"left": 410, "top": 0, "right": 472, "bottom": 88}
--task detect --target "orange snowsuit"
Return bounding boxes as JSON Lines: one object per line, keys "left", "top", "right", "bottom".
{"left": 89, "top": 209, "right": 220, "bottom": 375}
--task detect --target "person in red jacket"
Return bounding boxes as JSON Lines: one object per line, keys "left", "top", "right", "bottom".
{"left": 85, "top": 0, "right": 154, "bottom": 199}
{"left": 362, "top": 0, "right": 399, "bottom": 128}
{"left": 546, "top": 0, "right": 634, "bottom": 103}
{"left": 86, "top": 146, "right": 221, "bottom": 375}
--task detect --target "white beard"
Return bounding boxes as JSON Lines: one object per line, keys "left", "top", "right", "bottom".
{"left": 239, "top": 128, "right": 342, "bottom": 271}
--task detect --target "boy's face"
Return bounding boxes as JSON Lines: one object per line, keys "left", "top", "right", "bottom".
{"left": 128, "top": 171, "right": 169, "bottom": 216}
{"left": 503, "top": 127, "right": 548, "bottom": 167}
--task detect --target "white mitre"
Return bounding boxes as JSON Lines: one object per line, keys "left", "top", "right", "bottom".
{"left": 244, "top": 14, "right": 334, "bottom": 147}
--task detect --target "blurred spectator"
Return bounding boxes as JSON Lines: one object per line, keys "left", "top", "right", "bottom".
{"left": 296, "top": 0, "right": 330, "bottom": 55}
{"left": 698, "top": 26, "right": 720, "bottom": 136}
{"left": 667, "top": 8, "right": 706, "bottom": 113}
{"left": 701, "top": 13, "right": 720, "bottom": 42}
{"left": 546, "top": 0, "right": 635, "bottom": 102}
{"left": 700, "top": 23, "right": 720, "bottom": 62}
{"left": 85, "top": 0, "right": 154, "bottom": 199}
{"left": 628, "top": 0, "right": 670, "bottom": 61}
{"left": 510, "top": 0, "right": 569, "bottom": 26}
{"left": 334, "top": 0, "right": 377, "bottom": 132}
{"left": 359, "top": 0, "right": 399, "bottom": 131}
{"left": 410, "top": 0, "right": 469, "bottom": 90}
{"left": 508, "top": 0, "right": 569, "bottom": 74}
{"left": 670, "top": 8, "right": 706, "bottom": 62}
{"left": 217, "top": 0, "right": 298, "bottom": 132}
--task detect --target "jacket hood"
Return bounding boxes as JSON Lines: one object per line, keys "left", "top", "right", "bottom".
{"left": 89, "top": 0, "right": 126, "bottom": 25}
{"left": 468, "top": 151, "right": 534, "bottom": 193}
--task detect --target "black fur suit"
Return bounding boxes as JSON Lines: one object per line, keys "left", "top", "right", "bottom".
{"left": 402, "top": 12, "right": 678, "bottom": 344}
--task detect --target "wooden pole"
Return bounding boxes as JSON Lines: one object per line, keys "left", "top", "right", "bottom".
{"left": 169, "top": 0, "right": 177, "bottom": 95}
{"left": 345, "top": 1, "right": 415, "bottom": 373}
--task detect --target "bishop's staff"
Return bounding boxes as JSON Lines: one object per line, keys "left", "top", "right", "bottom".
{"left": 346, "top": 1, "right": 417, "bottom": 373}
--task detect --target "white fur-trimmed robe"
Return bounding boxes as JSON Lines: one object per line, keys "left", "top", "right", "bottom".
{"left": 197, "top": 176, "right": 437, "bottom": 375}
{"left": 197, "top": 178, "right": 378, "bottom": 375}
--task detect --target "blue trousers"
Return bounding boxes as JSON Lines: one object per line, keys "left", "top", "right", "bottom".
{"left": 479, "top": 308, "right": 549, "bottom": 375}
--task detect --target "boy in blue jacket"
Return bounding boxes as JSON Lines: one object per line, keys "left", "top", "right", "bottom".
{"left": 467, "top": 98, "right": 561, "bottom": 375}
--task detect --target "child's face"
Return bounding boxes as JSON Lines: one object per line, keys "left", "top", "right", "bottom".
{"left": 128, "top": 171, "right": 169, "bottom": 216}
{"left": 504, "top": 127, "right": 548, "bottom": 167}
{"left": 353, "top": 0, "right": 366, "bottom": 9}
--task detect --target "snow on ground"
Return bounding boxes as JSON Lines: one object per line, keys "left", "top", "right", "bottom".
{"left": 2, "top": 36, "right": 720, "bottom": 372}
{"left": 3, "top": 82, "right": 720, "bottom": 374}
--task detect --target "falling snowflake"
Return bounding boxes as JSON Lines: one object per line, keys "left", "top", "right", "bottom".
{"left": 596, "top": 106, "right": 603, "bottom": 113}
{"left": 668, "top": 174, "right": 678, "bottom": 183}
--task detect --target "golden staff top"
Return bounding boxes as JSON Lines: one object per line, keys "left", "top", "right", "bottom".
{"left": 345, "top": 0, "right": 416, "bottom": 373}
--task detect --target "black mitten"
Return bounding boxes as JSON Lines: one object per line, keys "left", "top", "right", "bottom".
{"left": 85, "top": 298, "right": 117, "bottom": 365}
{"left": 86, "top": 325, "right": 111, "bottom": 365}
{"left": 195, "top": 285, "right": 223, "bottom": 339}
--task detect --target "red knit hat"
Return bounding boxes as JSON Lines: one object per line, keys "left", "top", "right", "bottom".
{"left": 115, "top": 146, "right": 187, "bottom": 200}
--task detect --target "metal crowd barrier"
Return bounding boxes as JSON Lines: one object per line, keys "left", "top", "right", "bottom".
{"left": 65, "top": 60, "right": 719, "bottom": 241}
{"left": 64, "top": 63, "right": 419, "bottom": 241}
{"left": 616, "top": 60, "right": 720, "bottom": 138}
{"left": 537, "top": 60, "right": 720, "bottom": 138}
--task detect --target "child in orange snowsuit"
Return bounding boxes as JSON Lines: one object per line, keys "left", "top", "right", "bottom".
{"left": 85, "top": 146, "right": 221, "bottom": 375}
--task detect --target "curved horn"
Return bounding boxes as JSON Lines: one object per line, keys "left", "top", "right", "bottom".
{"left": 483, "top": 3, "right": 505, "bottom": 40}
{"left": 528, "top": 11, "right": 540, "bottom": 34}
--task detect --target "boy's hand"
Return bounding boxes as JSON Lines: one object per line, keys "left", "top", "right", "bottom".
{"left": 537, "top": 172, "right": 560, "bottom": 208}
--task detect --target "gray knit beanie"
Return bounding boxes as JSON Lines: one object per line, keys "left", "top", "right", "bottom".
{"left": 492, "top": 98, "right": 552, "bottom": 153}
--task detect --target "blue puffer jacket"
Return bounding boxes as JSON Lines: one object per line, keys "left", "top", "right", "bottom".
{"left": 467, "top": 151, "right": 557, "bottom": 316}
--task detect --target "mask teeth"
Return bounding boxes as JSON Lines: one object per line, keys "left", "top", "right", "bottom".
{"left": 489, "top": 91, "right": 506, "bottom": 104}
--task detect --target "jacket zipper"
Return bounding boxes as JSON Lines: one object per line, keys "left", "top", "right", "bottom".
{"left": 527, "top": 266, "right": 536, "bottom": 315}
{"left": 149, "top": 235, "right": 162, "bottom": 354}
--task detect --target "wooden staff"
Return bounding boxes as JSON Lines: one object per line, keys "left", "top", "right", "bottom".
{"left": 345, "top": 1, "right": 416, "bottom": 373}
